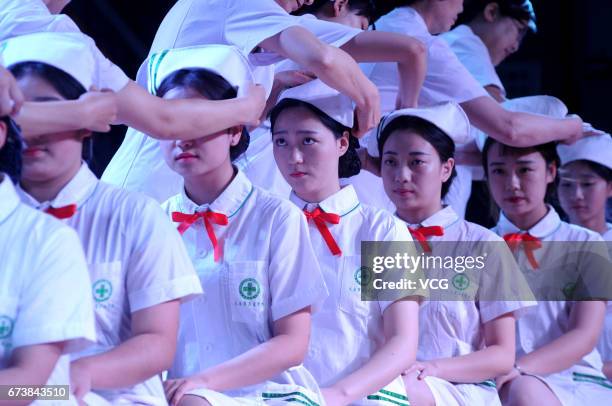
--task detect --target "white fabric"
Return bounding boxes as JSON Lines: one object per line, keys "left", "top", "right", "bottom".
{"left": 17, "top": 164, "right": 202, "bottom": 405}
{"left": 368, "top": 6, "right": 488, "bottom": 112}
{"left": 101, "top": 1, "right": 359, "bottom": 203}
{"left": 598, "top": 224, "right": 612, "bottom": 363}
{"left": 1, "top": 32, "right": 97, "bottom": 89}
{"left": 442, "top": 25, "right": 506, "bottom": 96}
{"left": 147, "top": 45, "right": 255, "bottom": 96}
{"left": 163, "top": 170, "right": 327, "bottom": 401}
{"left": 367, "top": 101, "right": 472, "bottom": 157}
{"left": 557, "top": 134, "right": 612, "bottom": 170}
{"left": 492, "top": 207, "right": 612, "bottom": 404}
{"left": 0, "top": 0, "right": 129, "bottom": 91}
{"left": 423, "top": 375, "right": 500, "bottom": 406}
{"left": 289, "top": 185, "right": 422, "bottom": 400}
{"left": 278, "top": 79, "right": 355, "bottom": 127}
{"left": 0, "top": 175, "right": 95, "bottom": 406}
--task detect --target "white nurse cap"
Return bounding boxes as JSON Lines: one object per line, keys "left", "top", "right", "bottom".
{"left": 366, "top": 101, "right": 471, "bottom": 158}
{"left": 557, "top": 133, "right": 612, "bottom": 170}
{"left": 276, "top": 79, "right": 355, "bottom": 128}
{"left": 148, "top": 45, "right": 254, "bottom": 97}
{"left": 474, "top": 95, "right": 568, "bottom": 151}
{"left": 0, "top": 32, "right": 96, "bottom": 89}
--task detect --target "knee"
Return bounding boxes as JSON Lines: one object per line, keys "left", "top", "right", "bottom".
{"left": 178, "top": 394, "right": 212, "bottom": 406}
{"left": 403, "top": 373, "right": 435, "bottom": 406}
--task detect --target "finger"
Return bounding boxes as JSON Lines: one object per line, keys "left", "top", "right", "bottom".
{"left": 0, "top": 87, "right": 12, "bottom": 117}
{"left": 8, "top": 85, "right": 23, "bottom": 115}
{"left": 170, "top": 383, "right": 189, "bottom": 406}
{"left": 164, "top": 380, "right": 181, "bottom": 399}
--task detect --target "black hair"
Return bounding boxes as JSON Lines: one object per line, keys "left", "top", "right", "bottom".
{"left": 377, "top": 115, "right": 457, "bottom": 198}
{"left": 297, "top": 0, "right": 391, "bottom": 24}
{"left": 157, "top": 68, "right": 249, "bottom": 162}
{"left": 9, "top": 62, "right": 92, "bottom": 161}
{"left": 269, "top": 98, "right": 361, "bottom": 178}
{"left": 457, "top": 0, "right": 536, "bottom": 29}
{"left": 482, "top": 137, "right": 560, "bottom": 203}
{"left": 564, "top": 160, "right": 612, "bottom": 183}
{"left": 0, "top": 116, "right": 24, "bottom": 183}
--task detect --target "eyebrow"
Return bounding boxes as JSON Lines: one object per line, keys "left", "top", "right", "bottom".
{"left": 489, "top": 159, "right": 536, "bottom": 166}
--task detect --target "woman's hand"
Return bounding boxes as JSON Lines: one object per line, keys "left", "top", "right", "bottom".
{"left": 402, "top": 361, "right": 440, "bottom": 380}
{"left": 495, "top": 367, "right": 521, "bottom": 390}
{"left": 0, "top": 65, "right": 24, "bottom": 116}
{"left": 70, "top": 360, "right": 93, "bottom": 405}
{"left": 78, "top": 88, "right": 117, "bottom": 132}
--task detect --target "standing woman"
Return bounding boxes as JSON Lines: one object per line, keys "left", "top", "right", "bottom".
{"left": 557, "top": 134, "right": 612, "bottom": 380}
{"left": 0, "top": 112, "right": 95, "bottom": 405}
{"left": 271, "top": 80, "right": 424, "bottom": 405}
{"left": 442, "top": 0, "right": 537, "bottom": 102}
{"left": 483, "top": 135, "right": 611, "bottom": 405}
{"left": 4, "top": 33, "right": 203, "bottom": 405}
{"left": 156, "top": 46, "right": 328, "bottom": 406}
{"left": 372, "top": 102, "right": 533, "bottom": 406}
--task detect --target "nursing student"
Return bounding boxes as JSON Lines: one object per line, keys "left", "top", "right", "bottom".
{"left": 557, "top": 134, "right": 612, "bottom": 380}
{"left": 3, "top": 33, "right": 203, "bottom": 405}
{"left": 239, "top": 0, "right": 392, "bottom": 198}
{"left": 102, "top": 0, "right": 429, "bottom": 202}
{"left": 482, "top": 125, "right": 611, "bottom": 404}
{"left": 370, "top": 0, "right": 582, "bottom": 145}
{"left": 153, "top": 45, "right": 328, "bottom": 406}
{"left": 443, "top": 0, "right": 537, "bottom": 102}
{"left": 271, "top": 80, "right": 424, "bottom": 405}
{"left": 0, "top": 113, "right": 95, "bottom": 405}
{"left": 371, "top": 102, "right": 534, "bottom": 405}
{"left": 1, "top": 0, "right": 267, "bottom": 140}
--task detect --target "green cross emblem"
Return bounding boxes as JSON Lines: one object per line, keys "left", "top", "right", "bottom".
{"left": 562, "top": 282, "right": 577, "bottom": 300}
{"left": 452, "top": 274, "right": 470, "bottom": 291}
{"left": 239, "top": 278, "right": 261, "bottom": 300}
{"left": 355, "top": 267, "right": 372, "bottom": 285}
{"left": 0, "top": 316, "right": 13, "bottom": 339}
{"left": 92, "top": 279, "right": 113, "bottom": 302}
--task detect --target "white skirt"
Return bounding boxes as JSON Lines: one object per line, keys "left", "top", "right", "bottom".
{"left": 526, "top": 365, "right": 612, "bottom": 406}
{"left": 423, "top": 376, "right": 500, "bottom": 406}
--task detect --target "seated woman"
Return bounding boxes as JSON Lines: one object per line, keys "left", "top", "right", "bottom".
{"left": 557, "top": 134, "right": 612, "bottom": 380}
{"left": 271, "top": 79, "right": 424, "bottom": 405}
{"left": 156, "top": 45, "right": 328, "bottom": 406}
{"left": 5, "top": 32, "right": 202, "bottom": 406}
{"left": 372, "top": 101, "right": 533, "bottom": 406}
{"left": 0, "top": 113, "right": 95, "bottom": 404}
{"left": 483, "top": 133, "right": 611, "bottom": 405}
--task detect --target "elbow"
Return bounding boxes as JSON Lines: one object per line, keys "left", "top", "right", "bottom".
{"left": 493, "top": 113, "right": 521, "bottom": 146}
{"left": 304, "top": 44, "right": 336, "bottom": 76}
{"left": 406, "top": 39, "right": 427, "bottom": 63}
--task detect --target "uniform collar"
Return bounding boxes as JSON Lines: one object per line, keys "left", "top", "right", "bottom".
{"left": 290, "top": 184, "right": 361, "bottom": 217}
{"left": 405, "top": 205, "right": 460, "bottom": 229}
{"left": 0, "top": 174, "right": 21, "bottom": 225}
{"left": 17, "top": 163, "right": 98, "bottom": 210}
{"left": 496, "top": 205, "right": 562, "bottom": 239}
{"left": 391, "top": 6, "right": 430, "bottom": 37}
{"left": 178, "top": 169, "right": 254, "bottom": 218}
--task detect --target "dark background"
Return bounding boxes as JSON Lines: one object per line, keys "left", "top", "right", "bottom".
{"left": 63, "top": 0, "right": 612, "bottom": 181}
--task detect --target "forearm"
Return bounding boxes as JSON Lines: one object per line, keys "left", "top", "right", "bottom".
{"left": 193, "top": 333, "right": 304, "bottom": 393}
{"left": 117, "top": 87, "right": 257, "bottom": 141}
{"left": 517, "top": 330, "right": 598, "bottom": 376}
{"left": 341, "top": 31, "right": 427, "bottom": 108}
{"left": 603, "top": 361, "right": 612, "bottom": 380}
{"left": 427, "top": 345, "right": 514, "bottom": 383}
{"left": 510, "top": 112, "right": 582, "bottom": 145}
{"left": 0, "top": 368, "right": 47, "bottom": 406}
{"left": 16, "top": 101, "right": 88, "bottom": 137}
{"left": 75, "top": 332, "right": 175, "bottom": 389}
{"left": 331, "top": 335, "right": 415, "bottom": 404}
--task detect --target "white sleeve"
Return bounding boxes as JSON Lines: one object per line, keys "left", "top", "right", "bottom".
{"left": 0, "top": 0, "right": 80, "bottom": 41}
{"left": 125, "top": 198, "right": 202, "bottom": 313}
{"left": 268, "top": 204, "right": 329, "bottom": 321}
{"left": 92, "top": 45, "right": 130, "bottom": 92}
{"left": 446, "top": 33, "right": 505, "bottom": 94}
{"left": 12, "top": 225, "right": 95, "bottom": 354}
{"left": 225, "top": 0, "right": 300, "bottom": 57}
